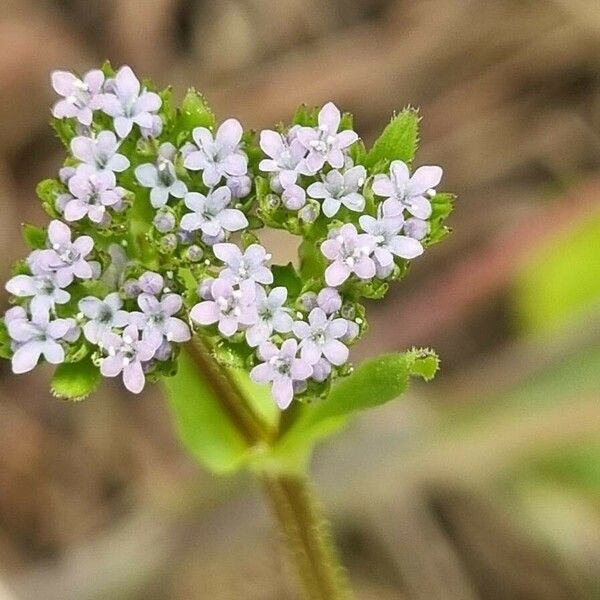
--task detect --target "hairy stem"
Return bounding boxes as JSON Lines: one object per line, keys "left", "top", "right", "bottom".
{"left": 262, "top": 474, "right": 354, "bottom": 600}
{"left": 185, "top": 338, "right": 353, "bottom": 599}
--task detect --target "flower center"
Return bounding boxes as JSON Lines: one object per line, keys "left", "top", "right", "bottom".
{"left": 270, "top": 355, "right": 291, "bottom": 376}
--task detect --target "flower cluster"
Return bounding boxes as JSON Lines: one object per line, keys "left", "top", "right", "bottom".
{"left": 1, "top": 63, "right": 453, "bottom": 407}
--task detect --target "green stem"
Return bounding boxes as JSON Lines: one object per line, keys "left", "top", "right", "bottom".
{"left": 185, "top": 338, "right": 354, "bottom": 600}
{"left": 262, "top": 474, "right": 354, "bottom": 600}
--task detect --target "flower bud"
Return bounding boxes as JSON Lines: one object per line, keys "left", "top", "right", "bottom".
{"left": 299, "top": 291, "right": 318, "bottom": 312}
{"left": 282, "top": 185, "right": 306, "bottom": 210}
{"left": 298, "top": 204, "right": 318, "bottom": 224}
{"left": 198, "top": 277, "right": 214, "bottom": 300}
{"left": 341, "top": 321, "right": 360, "bottom": 343}
{"left": 340, "top": 304, "right": 355, "bottom": 320}
{"left": 312, "top": 358, "right": 332, "bottom": 382}
{"left": 227, "top": 175, "right": 252, "bottom": 199}
{"left": 266, "top": 194, "right": 281, "bottom": 209}
{"left": 160, "top": 233, "right": 178, "bottom": 253}
{"left": 139, "top": 271, "right": 164, "bottom": 295}
{"left": 404, "top": 217, "right": 429, "bottom": 240}
{"left": 153, "top": 210, "right": 176, "bottom": 233}
{"left": 317, "top": 287, "right": 341, "bottom": 315}
{"left": 186, "top": 245, "right": 204, "bottom": 262}
{"left": 123, "top": 278, "right": 141, "bottom": 298}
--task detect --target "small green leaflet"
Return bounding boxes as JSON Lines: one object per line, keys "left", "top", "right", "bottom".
{"left": 22, "top": 224, "right": 47, "bottom": 250}
{"left": 364, "top": 108, "right": 420, "bottom": 169}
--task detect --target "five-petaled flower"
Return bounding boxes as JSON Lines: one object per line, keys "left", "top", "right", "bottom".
{"left": 359, "top": 203, "right": 423, "bottom": 271}
{"left": 31, "top": 220, "right": 97, "bottom": 287}
{"left": 130, "top": 293, "right": 191, "bottom": 347}
{"left": 6, "top": 306, "right": 74, "bottom": 373}
{"left": 190, "top": 278, "right": 257, "bottom": 337}
{"left": 214, "top": 243, "right": 273, "bottom": 286}
{"left": 135, "top": 143, "right": 187, "bottom": 208}
{"left": 245, "top": 286, "right": 293, "bottom": 347}
{"left": 63, "top": 165, "right": 125, "bottom": 224}
{"left": 101, "top": 66, "right": 162, "bottom": 138}
{"left": 78, "top": 293, "right": 130, "bottom": 343}
{"left": 259, "top": 128, "right": 306, "bottom": 188}
{"left": 292, "top": 307, "right": 349, "bottom": 366}
{"left": 180, "top": 188, "right": 248, "bottom": 240}
{"left": 71, "top": 131, "right": 130, "bottom": 173}
{"left": 250, "top": 339, "right": 312, "bottom": 409}
{"left": 296, "top": 102, "right": 358, "bottom": 173}
{"left": 372, "top": 160, "right": 442, "bottom": 220}
{"left": 99, "top": 325, "right": 160, "bottom": 394}
{"left": 320, "top": 223, "right": 376, "bottom": 287}
{"left": 184, "top": 119, "right": 248, "bottom": 187}
{"left": 307, "top": 165, "right": 366, "bottom": 217}
{"left": 51, "top": 69, "right": 105, "bottom": 126}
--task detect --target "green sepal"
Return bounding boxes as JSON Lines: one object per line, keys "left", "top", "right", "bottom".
{"left": 364, "top": 107, "right": 420, "bottom": 170}
{"left": 292, "top": 104, "right": 319, "bottom": 127}
{"left": 22, "top": 224, "right": 47, "bottom": 250}
{"left": 50, "top": 357, "right": 101, "bottom": 401}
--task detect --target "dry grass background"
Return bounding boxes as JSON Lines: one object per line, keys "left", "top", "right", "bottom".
{"left": 0, "top": 0, "right": 599, "bottom": 598}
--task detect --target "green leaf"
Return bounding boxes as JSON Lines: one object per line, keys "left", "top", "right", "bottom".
{"left": 22, "top": 224, "right": 47, "bottom": 250}
{"left": 272, "top": 263, "right": 302, "bottom": 298}
{"left": 0, "top": 320, "right": 10, "bottom": 360}
{"left": 364, "top": 108, "right": 420, "bottom": 169}
{"left": 180, "top": 88, "right": 215, "bottom": 131}
{"left": 299, "top": 239, "right": 326, "bottom": 281}
{"left": 304, "top": 348, "right": 438, "bottom": 425}
{"left": 51, "top": 358, "right": 100, "bottom": 401}
{"left": 163, "top": 348, "right": 251, "bottom": 474}
{"left": 292, "top": 104, "right": 319, "bottom": 127}
{"left": 263, "top": 348, "right": 439, "bottom": 473}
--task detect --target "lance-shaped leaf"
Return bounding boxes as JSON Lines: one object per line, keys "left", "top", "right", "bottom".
{"left": 264, "top": 348, "right": 439, "bottom": 473}
{"left": 180, "top": 88, "right": 215, "bottom": 131}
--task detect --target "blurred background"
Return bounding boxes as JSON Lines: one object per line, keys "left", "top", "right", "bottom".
{"left": 1, "top": 0, "right": 599, "bottom": 598}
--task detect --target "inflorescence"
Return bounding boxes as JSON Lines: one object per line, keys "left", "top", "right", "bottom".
{"left": 0, "top": 64, "right": 453, "bottom": 408}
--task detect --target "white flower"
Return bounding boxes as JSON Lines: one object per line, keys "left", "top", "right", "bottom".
{"left": 190, "top": 278, "right": 256, "bottom": 337}
{"left": 372, "top": 160, "right": 442, "bottom": 220}
{"left": 184, "top": 119, "right": 248, "bottom": 187}
{"left": 250, "top": 339, "right": 312, "bottom": 409}
{"left": 214, "top": 243, "right": 273, "bottom": 286}
{"left": 296, "top": 102, "right": 358, "bottom": 174}
{"left": 6, "top": 308, "right": 74, "bottom": 373}
{"left": 78, "top": 293, "right": 130, "bottom": 343}
{"left": 292, "top": 307, "right": 349, "bottom": 366}
{"left": 180, "top": 187, "right": 248, "bottom": 239}
{"left": 320, "top": 223, "right": 376, "bottom": 287}
{"left": 135, "top": 143, "right": 187, "bottom": 208}
{"left": 101, "top": 66, "right": 162, "bottom": 138}
{"left": 307, "top": 166, "right": 366, "bottom": 217}
{"left": 70, "top": 131, "right": 130, "bottom": 173}
{"left": 245, "top": 286, "right": 293, "bottom": 347}
{"left": 30, "top": 220, "right": 97, "bottom": 287}
{"left": 63, "top": 165, "right": 125, "bottom": 224}
{"left": 130, "top": 293, "right": 191, "bottom": 347}
{"left": 99, "top": 325, "right": 159, "bottom": 394}
{"left": 359, "top": 203, "right": 423, "bottom": 269}
{"left": 259, "top": 128, "right": 307, "bottom": 187}
{"left": 51, "top": 69, "right": 105, "bottom": 126}
{"left": 5, "top": 268, "right": 70, "bottom": 318}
